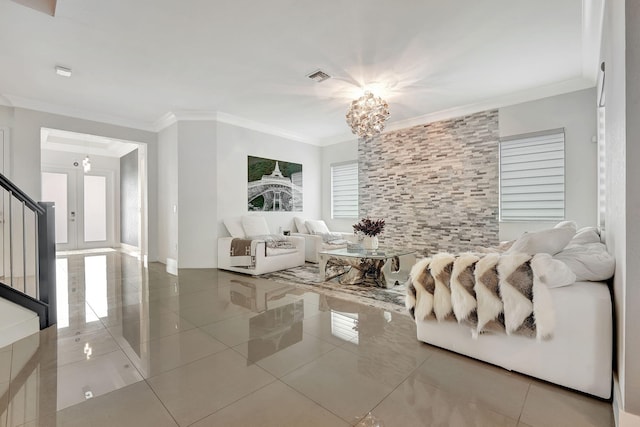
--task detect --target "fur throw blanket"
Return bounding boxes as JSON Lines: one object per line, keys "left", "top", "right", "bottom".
{"left": 229, "top": 235, "right": 296, "bottom": 267}
{"left": 406, "top": 252, "right": 575, "bottom": 339}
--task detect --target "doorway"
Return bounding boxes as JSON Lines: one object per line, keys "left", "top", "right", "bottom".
{"left": 42, "top": 168, "right": 114, "bottom": 251}
{"left": 40, "top": 128, "right": 148, "bottom": 258}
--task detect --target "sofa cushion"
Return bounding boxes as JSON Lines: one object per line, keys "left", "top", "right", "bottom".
{"left": 306, "top": 219, "right": 330, "bottom": 234}
{"left": 223, "top": 217, "right": 246, "bottom": 238}
{"left": 242, "top": 215, "right": 270, "bottom": 237}
{"left": 294, "top": 217, "right": 309, "bottom": 234}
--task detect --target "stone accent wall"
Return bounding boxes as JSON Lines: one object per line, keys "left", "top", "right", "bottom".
{"left": 358, "top": 110, "right": 499, "bottom": 256}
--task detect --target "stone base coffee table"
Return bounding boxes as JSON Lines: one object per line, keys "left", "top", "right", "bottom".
{"left": 318, "top": 247, "right": 417, "bottom": 288}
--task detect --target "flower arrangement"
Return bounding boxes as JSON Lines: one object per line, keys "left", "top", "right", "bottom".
{"left": 352, "top": 217, "right": 385, "bottom": 237}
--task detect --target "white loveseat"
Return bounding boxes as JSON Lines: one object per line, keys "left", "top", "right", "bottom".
{"left": 407, "top": 223, "right": 615, "bottom": 399}
{"left": 218, "top": 216, "right": 305, "bottom": 275}
{"left": 290, "top": 217, "right": 356, "bottom": 263}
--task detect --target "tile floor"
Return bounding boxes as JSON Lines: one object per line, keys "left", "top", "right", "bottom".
{"left": 0, "top": 251, "right": 614, "bottom": 426}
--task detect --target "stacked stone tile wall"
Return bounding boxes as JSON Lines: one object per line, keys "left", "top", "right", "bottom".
{"left": 358, "top": 110, "right": 499, "bottom": 256}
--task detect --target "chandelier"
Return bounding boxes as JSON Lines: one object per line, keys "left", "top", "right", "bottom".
{"left": 345, "top": 91, "right": 390, "bottom": 140}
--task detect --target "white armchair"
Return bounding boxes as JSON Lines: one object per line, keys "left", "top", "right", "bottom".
{"left": 291, "top": 218, "right": 356, "bottom": 263}
{"left": 218, "top": 216, "right": 305, "bottom": 275}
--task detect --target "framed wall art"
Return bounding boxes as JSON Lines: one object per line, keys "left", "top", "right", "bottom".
{"left": 247, "top": 156, "right": 303, "bottom": 211}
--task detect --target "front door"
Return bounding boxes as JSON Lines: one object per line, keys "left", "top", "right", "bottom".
{"left": 41, "top": 168, "right": 114, "bottom": 251}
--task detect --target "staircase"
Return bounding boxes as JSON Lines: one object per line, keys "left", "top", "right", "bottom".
{"left": 0, "top": 173, "right": 56, "bottom": 348}
{"left": 0, "top": 298, "right": 39, "bottom": 348}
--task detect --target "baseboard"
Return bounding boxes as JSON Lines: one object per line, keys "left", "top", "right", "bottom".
{"left": 166, "top": 258, "right": 178, "bottom": 276}
{"left": 120, "top": 243, "right": 141, "bottom": 258}
{"left": 613, "top": 375, "right": 640, "bottom": 426}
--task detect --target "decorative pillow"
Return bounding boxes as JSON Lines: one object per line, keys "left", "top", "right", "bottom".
{"left": 553, "top": 242, "right": 615, "bottom": 281}
{"left": 223, "top": 217, "right": 246, "bottom": 238}
{"left": 567, "top": 226, "right": 601, "bottom": 247}
{"left": 305, "top": 219, "right": 330, "bottom": 234}
{"left": 554, "top": 220, "right": 578, "bottom": 230}
{"left": 294, "top": 217, "right": 309, "bottom": 234}
{"left": 506, "top": 223, "right": 576, "bottom": 255}
{"left": 241, "top": 215, "right": 270, "bottom": 237}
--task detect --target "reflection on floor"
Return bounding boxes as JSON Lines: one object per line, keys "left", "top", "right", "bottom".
{"left": 0, "top": 252, "right": 614, "bottom": 426}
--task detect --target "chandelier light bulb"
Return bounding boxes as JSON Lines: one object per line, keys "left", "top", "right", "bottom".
{"left": 82, "top": 156, "right": 91, "bottom": 173}
{"left": 345, "top": 91, "right": 390, "bottom": 140}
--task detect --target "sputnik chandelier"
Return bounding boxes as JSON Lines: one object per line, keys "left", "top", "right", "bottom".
{"left": 345, "top": 91, "right": 390, "bottom": 140}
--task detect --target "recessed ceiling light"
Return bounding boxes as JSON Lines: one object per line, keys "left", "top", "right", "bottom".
{"left": 55, "top": 66, "right": 72, "bottom": 77}
{"left": 307, "top": 70, "right": 331, "bottom": 83}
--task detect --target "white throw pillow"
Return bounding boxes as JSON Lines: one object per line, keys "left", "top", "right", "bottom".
{"left": 294, "top": 217, "right": 309, "bottom": 234}
{"left": 241, "top": 215, "right": 270, "bottom": 237}
{"left": 554, "top": 220, "right": 578, "bottom": 230}
{"left": 223, "top": 217, "right": 246, "bottom": 238}
{"left": 567, "top": 226, "right": 601, "bottom": 247}
{"left": 506, "top": 224, "right": 576, "bottom": 255}
{"left": 553, "top": 242, "right": 615, "bottom": 281}
{"left": 305, "top": 219, "right": 330, "bottom": 234}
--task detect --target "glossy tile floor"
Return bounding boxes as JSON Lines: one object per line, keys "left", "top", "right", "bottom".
{"left": 0, "top": 251, "right": 614, "bottom": 426}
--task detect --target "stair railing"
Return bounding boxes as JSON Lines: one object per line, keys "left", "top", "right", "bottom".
{"left": 0, "top": 173, "right": 56, "bottom": 329}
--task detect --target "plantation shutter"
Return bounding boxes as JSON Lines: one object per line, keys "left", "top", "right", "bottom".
{"left": 331, "top": 162, "right": 358, "bottom": 219}
{"left": 500, "top": 129, "right": 565, "bottom": 221}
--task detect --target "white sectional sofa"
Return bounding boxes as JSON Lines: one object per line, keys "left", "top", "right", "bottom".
{"left": 407, "top": 223, "right": 615, "bottom": 399}
{"left": 291, "top": 217, "right": 356, "bottom": 263}
{"left": 217, "top": 216, "right": 305, "bottom": 275}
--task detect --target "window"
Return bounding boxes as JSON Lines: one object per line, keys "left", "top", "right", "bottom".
{"left": 331, "top": 161, "right": 358, "bottom": 219}
{"left": 499, "top": 129, "right": 565, "bottom": 221}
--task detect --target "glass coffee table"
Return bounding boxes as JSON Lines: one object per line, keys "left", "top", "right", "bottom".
{"left": 318, "top": 247, "right": 417, "bottom": 288}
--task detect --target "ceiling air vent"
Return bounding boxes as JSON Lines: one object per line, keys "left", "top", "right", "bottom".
{"left": 307, "top": 70, "right": 331, "bottom": 83}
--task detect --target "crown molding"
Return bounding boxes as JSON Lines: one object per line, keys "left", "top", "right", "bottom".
{"left": 154, "top": 110, "right": 225, "bottom": 131}
{"left": 153, "top": 112, "right": 177, "bottom": 131}
{"left": 214, "top": 111, "right": 319, "bottom": 145}
{"left": 0, "top": 94, "right": 13, "bottom": 107}
{"left": 385, "top": 77, "right": 595, "bottom": 133}
{"left": 2, "top": 76, "right": 596, "bottom": 147}
{"left": 0, "top": 94, "right": 158, "bottom": 132}
{"left": 153, "top": 110, "right": 321, "bottom": 145}
{"left": 316, "top": 132, "right": 357, "bottom": 147}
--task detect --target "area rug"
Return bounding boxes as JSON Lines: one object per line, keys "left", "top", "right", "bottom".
{"left": 259, "top": 263, "right": 409, "bottom": 315}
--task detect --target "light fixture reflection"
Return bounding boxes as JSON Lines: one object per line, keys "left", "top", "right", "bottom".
{"left": 85, "top": 255, "right": 107, "bottom": 321}
{"left": 345, "top": 91, "right": 390, "bottom": 140}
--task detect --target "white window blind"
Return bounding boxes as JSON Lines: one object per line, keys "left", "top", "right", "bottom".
{"left": 331, "top": 162, "right": 358, "bottom": 219}
{"left": 500, "top": 129, "right": 565, "bottom": 221}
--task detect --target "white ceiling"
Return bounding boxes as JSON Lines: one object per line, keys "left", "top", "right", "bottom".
{"left": 0, "top": 0, "right": 603, "bottom": 145}
{"left": 41, "top": 127, "right": 139, "bottom": 158}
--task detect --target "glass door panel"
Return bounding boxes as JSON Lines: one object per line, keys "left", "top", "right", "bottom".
{"left": 83, "top": 175, "right": 107, "bottom": 242}
{"left": 41, "top": 172, "right": 70, "bottom": 245}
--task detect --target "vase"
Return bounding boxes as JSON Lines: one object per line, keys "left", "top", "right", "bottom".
{"left": 363, "top": 235, "right": 379, "bottom": 250}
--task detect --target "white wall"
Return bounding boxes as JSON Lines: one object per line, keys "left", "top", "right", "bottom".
{"left": 216, "top": 121, "right": 322, "bottom": 240}
{"left": 157, "top": 123, "right": 178, "bottom": 266}
{"left": 321, "top": 139, "right": 358, "bottom": 233}
{"left": 601, "top": 0, "right": 640, "bottom": 422}
{"left": 177, "top": 120, "right": 218, "bottom": 268}
{"left": 498, "top": 89, "right": 598, "bottom": 241}
{"left": 0, "top": 106, "right": 159, "bottom": 261}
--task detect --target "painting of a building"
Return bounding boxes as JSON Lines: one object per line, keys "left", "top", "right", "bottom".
{"left": 247, "top": 156, "right": 303, "bottom": 211}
